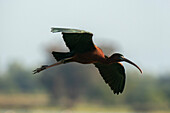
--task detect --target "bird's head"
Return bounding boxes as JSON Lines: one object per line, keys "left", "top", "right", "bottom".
{"left": 108, "top": 53, "right": 142, "bottom": 73}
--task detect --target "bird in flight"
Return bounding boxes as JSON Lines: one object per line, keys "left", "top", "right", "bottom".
{"left": 33, "top": 27, "right": 142, "bottom": 95}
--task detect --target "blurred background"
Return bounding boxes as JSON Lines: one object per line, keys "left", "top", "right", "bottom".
{"left": 1, "top": 0, "right": 170, "bottom": 113}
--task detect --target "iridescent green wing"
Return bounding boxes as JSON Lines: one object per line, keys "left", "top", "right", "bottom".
{"left": 94, "top": 61, "right": 126, "bottom": 95}
{"left": 51, "top": 27, "right": 95, "bottom": 53}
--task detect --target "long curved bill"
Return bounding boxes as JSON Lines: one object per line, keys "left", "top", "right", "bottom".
{"left": 122, "top": 57, "right": 143, "bottom": 74}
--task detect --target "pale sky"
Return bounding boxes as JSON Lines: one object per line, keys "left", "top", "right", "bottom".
{"left": 0, "top": 0, "right": 170, "bottom": 74}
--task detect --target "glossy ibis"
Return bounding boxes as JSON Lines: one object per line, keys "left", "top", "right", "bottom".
{"left": 33, "top": 27, "right": 142, "bottom": 94}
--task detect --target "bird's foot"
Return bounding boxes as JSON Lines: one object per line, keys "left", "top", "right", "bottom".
{"left": 33, "top": 65, "right": 48, "bottom": 74}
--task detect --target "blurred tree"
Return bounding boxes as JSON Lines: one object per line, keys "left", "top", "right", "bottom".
{"left": 0, "top": 62, "right": 44, "bottom": 93}
{"left": 158, "top": 75, "right": 170, "bottom": 108}
{"left": 124, "top": 72, "right": 169, "bottom": 111}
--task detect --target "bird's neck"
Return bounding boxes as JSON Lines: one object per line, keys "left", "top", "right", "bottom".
{"left": 102, "top": 56, "right": 117, "bottom": 64}
{"left": 101, "top": 56, "right": 116, "bottom": 64}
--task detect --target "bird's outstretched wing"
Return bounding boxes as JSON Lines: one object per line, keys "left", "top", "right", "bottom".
{"left": 51, "top": 27, "right": 95, "bottom": 53}
{"left": 94, "top": 61, "right": 126, "bottom": 95}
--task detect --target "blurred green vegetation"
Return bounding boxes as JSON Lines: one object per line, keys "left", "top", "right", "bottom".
{"left": 0, "top": 46, "right": 170, "bottom": 112}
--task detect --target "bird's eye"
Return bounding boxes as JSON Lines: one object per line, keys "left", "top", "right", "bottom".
{"left": 120, "top": 56, "right": 125, "bottom": 60}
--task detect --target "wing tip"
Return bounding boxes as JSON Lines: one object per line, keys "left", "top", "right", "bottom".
{"left": 113, "top": 91, "right": 123, "bottom": 95}
{"left": 50, "top": 27, "right": 93, "bottom": 34}
{"left": 51, "top": 27, "right": 60, "bottom": 33}
{"left": 111, "top": 84, "right": 124, "bottom": 95}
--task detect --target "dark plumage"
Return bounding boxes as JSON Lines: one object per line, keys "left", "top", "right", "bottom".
{"left": 33, "top": 27, "right": 142, "bottom": 95}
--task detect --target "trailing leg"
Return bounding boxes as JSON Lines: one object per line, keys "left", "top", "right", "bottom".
{"left": 33, "top": 57, "right": 73, "bottom": 74}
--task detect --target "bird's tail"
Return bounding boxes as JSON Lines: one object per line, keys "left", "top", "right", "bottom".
{"left": 52, "top": 51, "right": 74, "bottom": 62}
